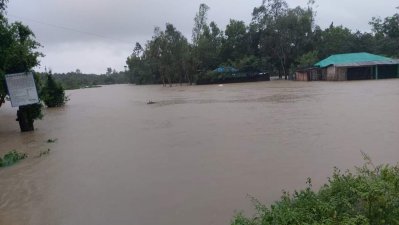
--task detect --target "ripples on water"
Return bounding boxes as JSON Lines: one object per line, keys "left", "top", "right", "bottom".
{"left": 1, "top": 80, "right": 399, "bottom": 225}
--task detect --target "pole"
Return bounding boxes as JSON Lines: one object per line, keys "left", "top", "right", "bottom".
{"left": 375, "top": 65, "right": 379, "bottom": 80}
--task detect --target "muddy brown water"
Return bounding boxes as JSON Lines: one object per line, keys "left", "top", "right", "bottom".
{"left": 1, "top": 80, "right": 399, "bottom": 225}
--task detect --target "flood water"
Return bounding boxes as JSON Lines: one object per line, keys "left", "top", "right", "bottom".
{"left": 1, "top": 80, "right": 399, "bottom": 225}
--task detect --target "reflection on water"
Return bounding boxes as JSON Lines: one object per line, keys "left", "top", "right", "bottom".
{"left": 1, "top": 80, "right": 399, "bottom": 225}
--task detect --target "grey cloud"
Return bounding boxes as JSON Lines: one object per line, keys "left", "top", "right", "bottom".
{"left": 6, "top": 0, "right": 399, "bottom": 73}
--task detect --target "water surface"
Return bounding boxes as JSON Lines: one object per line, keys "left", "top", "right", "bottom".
{"left": 1, "top": 80, "right": 399, "bottom": 225}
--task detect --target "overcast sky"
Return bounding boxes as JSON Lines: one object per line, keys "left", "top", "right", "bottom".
{"left": 6, "top": 0, "right": 399, "bottom": 74}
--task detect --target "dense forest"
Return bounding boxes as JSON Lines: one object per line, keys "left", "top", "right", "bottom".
{"left": 126, "top": 0, "right": 399, "bottom": 86}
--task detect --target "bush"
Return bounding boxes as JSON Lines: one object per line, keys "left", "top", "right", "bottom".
{"left": 196, "top": 71, "right": 220, "bottom": 84}
{"left": 42, "top": 74, "right": 68, "bottom": 107}
{"left": 0, "top": 150, "right": 27, "bottom": 167}
{"left": 232, "top": 155, "right": 399, "bottom": 225}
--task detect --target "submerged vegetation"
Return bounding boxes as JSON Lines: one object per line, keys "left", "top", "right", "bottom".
{"left": 0, "top": 150, "right": 27, "bottom": 167}
{"left": 232, "top": 155, "right": 399, "bottom": 225}
{"left": 46, "top": 138, "right": 58, "bottom": 143}
{"left": 37, "top": 149, "right": 51, "bottom": 158}
{"left": 41, "top": 73, "right": 68, "bottom": 107}
{"left": 0, "top": 1, "right": 69, "bottom": 130}
{"left": 0, "top": 2, "right": 43, "bottom": 126}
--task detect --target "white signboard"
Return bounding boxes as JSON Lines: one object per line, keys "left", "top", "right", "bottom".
{"left": 5, "top": 72, "right": 39, "bottom": 107}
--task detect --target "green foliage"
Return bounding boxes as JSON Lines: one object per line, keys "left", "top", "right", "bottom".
{"left": 192, "top": 3, "right": 210, "bottom": 44}
{"left": 22, "top": 103, "right": 43, "bottom": 120}
{"left": 370, "top": 13, "right": 399, "bottom": 57}
{"left": 297, "top": 51, "right": 319, "bottom": 68}
{"left": 0, "top": 2, "right": 43, "bottom": 125}
{"left": 0, "top": 150, "right": 27, "bottom": 167}
{"left": 126, "top": 2, "right": 399, "bottom": 85}
{"left": 127, "top": 24, "right": 192, "bottom": 86}
{"left": 0, "top": 0, "right": 8, "bottom": 11}
{"left": 232, "top": 158, "right": 399, "bottom": 225}
{"left": 221, "top": 20, "right": 250, "bottom": 62}
{"left": 314, "top": 24, "right": 356, "bottom": 59}
{"left": 234, "top": 55, "right": 263, "bottom": 72}
{"left": 41, "top": 73, "right": 68, "bottom": 107}
{"left": 196, "top": 71, "right": 220, "bottom": 84}
{"left": 35, "top": 70, "right": 127, "bottom": 90}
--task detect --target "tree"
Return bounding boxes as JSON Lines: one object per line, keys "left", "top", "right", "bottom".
{"left": 297, "top": 50, "right": 318, "bottom": 68}
{"left": 314, "top": 23, "right": 355, "bottom": 59}
{"left": 192, "top": 3, "right": 210, "bottom": 45}
{"left": 160, "top": 23, "right": 190, "bottom": 86}
{"left": 126, "top": 42, "right": 150, "bottom": 84}
{"left": 42, "top": 72, "right": 68, "bottom": 107}
{"left": 0, "top": 4, "right": 43, "bottom": 131}
{"left": 195, "top": 22, "right": 221, "bottom": 71}
{"left": 0, "top": 0, "right": 8, "bottom": 11}
{"left": 192, "top": 5, "right": 227, "bottom": 75}
{"left": 252, "top": 0, "right": 315, "bottom": 78}
{"left": 370, "top": 12, "right": 399, "bottom": 57}
{"left": 106, "top": 67, "right": 112, "bottom": 75}
{"left": 126, "top": 24, "right": 191, "bottom": 86}
{"left": 221, "top": 19, "right": 250, "bottom": 63}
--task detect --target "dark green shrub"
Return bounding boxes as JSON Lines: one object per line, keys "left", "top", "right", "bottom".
{"left": 42, "top": 74, "right": 68, "bottom": 107}
{"left": 232, "top": 156, "right": 399, "bottom": 225}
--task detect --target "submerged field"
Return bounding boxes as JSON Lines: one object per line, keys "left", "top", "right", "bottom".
{"left": 1, "top": 80, "right": 399, "bottom": 225}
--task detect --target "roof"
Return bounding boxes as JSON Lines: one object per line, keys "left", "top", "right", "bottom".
{"left": 213, "top": 67, "right": 239, "bottom": 73}
{"left": 314, "top": 52, "right": 399, "bottom": 68}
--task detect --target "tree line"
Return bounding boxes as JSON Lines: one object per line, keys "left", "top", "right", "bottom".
{"left": 36, "top": 68, "right": 128, "bottom": 90}
{"left": 126, "top": 0, "right": 399, "bottom": 85}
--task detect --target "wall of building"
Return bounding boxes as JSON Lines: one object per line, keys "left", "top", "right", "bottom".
{"left": 337, "top": 67, "right": 347, "bottom": 80}
{"left": 326, "top": 66, "right": 347, "bottom": 81}
{"left": 321, "top": 69, "right": 327, "bottom": 80}
{"left": 326, "top": 67, "right": 337, "bottom": 80}
{"left": 295, "top": 71, "right": 309, "bottom": 81}
{"left": 298, "top": 63, "right": 399, "bottom": 82}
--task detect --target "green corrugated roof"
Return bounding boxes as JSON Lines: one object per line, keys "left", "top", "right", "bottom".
{"left": 314, "top": 52, "right": 393, "bottom": 68}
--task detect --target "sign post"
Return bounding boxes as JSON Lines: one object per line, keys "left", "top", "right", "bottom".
{"left": 5, "top": 72, "right": 40, "bottom": 132}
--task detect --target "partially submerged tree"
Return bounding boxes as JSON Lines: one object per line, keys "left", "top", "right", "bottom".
{"left": 0, "top": 2, "right": 43, "bottom": 131}
{"left": 42, "top": 72, "right": 68, "bottom": 108}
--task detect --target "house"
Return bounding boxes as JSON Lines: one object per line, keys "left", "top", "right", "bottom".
{"left": 295, "top": 52, "right": 399, "bottom": 81}
{"left": 295, "top": 67, "right": 320, "bottom": 81}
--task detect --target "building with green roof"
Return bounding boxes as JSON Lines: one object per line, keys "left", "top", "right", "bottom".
{"left": 296, "top": 52, "right": 399, "bottom": 81}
